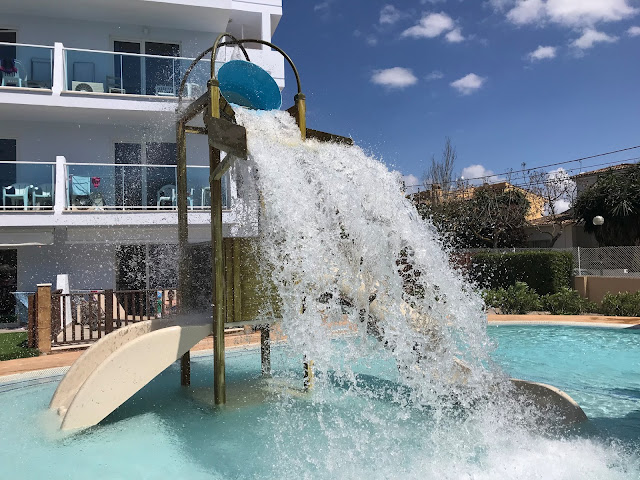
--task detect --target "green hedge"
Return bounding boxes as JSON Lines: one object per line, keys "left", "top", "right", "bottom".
{"left": 470, "top": 251, "right": 573, "bottom": 295}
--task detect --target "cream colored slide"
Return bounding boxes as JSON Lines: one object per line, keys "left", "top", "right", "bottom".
{"left": 50, "top": 314, "right": 212, "bottom": 431}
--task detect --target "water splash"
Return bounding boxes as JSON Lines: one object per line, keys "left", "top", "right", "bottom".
{"left": 232, "top": 108, "right": 638, "bottom": 479}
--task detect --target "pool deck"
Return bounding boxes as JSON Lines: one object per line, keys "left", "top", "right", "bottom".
{"left": 1, "top": 315, "right": 638, "bottom": 377}
{"left": 487, "top": 314, "right": 640, "bottom": 328}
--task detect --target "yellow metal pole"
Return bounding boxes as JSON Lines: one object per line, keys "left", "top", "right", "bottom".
{"left": 176, "top": 120, "right": 191, "bottom": 386}
{"left": 294, "top": 93, "right": 306, "bottom": 140}
{"left": 208, "top": 78, "right": 227, "bottom": 405}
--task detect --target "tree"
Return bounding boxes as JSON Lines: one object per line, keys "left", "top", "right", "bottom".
{"left": 418, "top": 186, "right": 530, "bottom": 248}
{"left": 573, "top": 164, "right": 640, "bottom": 246}
{"left": 423, "top": 137, "right": 457, "bottom": 191}
{"left": 525, "top": 167, "right": 576, "bottom": 247}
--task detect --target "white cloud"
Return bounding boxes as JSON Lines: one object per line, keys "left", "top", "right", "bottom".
{"left": 371, "top": 67, "right": 418, "bottom": 89}
{"left": 445, "top": 28, "right": 465, "bottom": 43}
{"left": 546, "top": 0, "right": 636, "bottom": 26}
{"left": 507, "top": 0, "right": 545, "bottom": 24}
{"left": 628, "top": 25, "right": 640, "bottom": 36}
{"left": 571, "top": 28, "right": 618, "bottom": 49}
{"left": 506, "top": 0, "right": 637, "bottom": 27}
{"left": 380, "top": 5, "right": 402, "bottom": 25}
{"left": 402, "top": 174, "right": 421, "bottom": 194}
{"left": 544, "top": 167, "right": 576, "bottom": 214}
{"left": 402, "top": 12, "right": 455, "bottom": 38}
{"left": 528, "top": 45, "right": 557, "bottom": 60}
{"left": 460, "top": 164, "right": 504, "bottom": 184}
{"left": 314, "top": 1, "right": 330, "bottom": 12}
{"left": 426, "top": 70, "right": 445, "bottom": 81}
{"left": 450, "top": 73, "right": 486, "bottom": 95}
{"left": 488, "top": 0, "right": 515, "bottom": 12}
{"left": 552, "top": 198, "right": 571, "bottom": 213}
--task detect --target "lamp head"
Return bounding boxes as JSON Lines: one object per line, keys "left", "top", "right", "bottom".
{"left": 593, "top": 215, "right": 604, "bottom": 226}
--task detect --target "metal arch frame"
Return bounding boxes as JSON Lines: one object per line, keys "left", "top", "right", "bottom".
{"left": 175, "top": 34, "right": 307, "bottom": 405}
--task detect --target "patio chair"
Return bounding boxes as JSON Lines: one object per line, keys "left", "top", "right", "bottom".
{"left": 3, "top": 183, "right": 32, "bottom": 209}
{"left": 157, "top": 184, "right": 176, "bottom": 208}
{"left": 32, "top": 183, "right": 53, "bottom": 207}
{"left": 68, "top": 175, "right": 92, "bottom": 207}
{"left": 156, "top": 185, "right": 194, "bottom": 209}
{"left": 155, "top": 85, "right": 175, "bottom": 97}
{"left": 201, "top": 186, "right": 211, "bottom": 207}
{"left": 1, "top": 59, "right": 26, "bottom": 87}
{"left": 106, "top": 75, "right": 126, "bottom": 94}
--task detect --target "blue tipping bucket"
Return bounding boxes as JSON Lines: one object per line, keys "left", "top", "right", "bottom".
{"left": 217, "top": 60, "right": 282, "bottom": 111}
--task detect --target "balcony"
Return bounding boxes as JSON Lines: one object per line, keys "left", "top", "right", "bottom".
{"left": 0, "top": 161, "right": 55, "bottom": 211}
{"left": 0, "top": 41, "right": 285, "bottom": 125}
{"left": 65, "top": 163, "right": 229, "bottom": 211}
{"left": 1, "top": 159, "right": 228, "bottom": 213}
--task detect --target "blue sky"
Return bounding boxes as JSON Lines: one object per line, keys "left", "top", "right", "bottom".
{"left": 272, "top": 0, "right": 640, "bottom": 190}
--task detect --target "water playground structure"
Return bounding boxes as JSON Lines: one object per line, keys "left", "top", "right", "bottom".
{"left": 49, "top": 36, "right": 587, "bottom": 431}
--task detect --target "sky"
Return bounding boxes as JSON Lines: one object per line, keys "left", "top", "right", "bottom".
{"left": 271, "top": 0, "right": 640, "bottom": 192}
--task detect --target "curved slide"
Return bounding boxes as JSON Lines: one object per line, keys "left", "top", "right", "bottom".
{"left": 50, "top": 314, "right": 212, "bottom": 431}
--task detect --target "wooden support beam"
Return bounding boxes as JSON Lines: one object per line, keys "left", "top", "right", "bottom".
{"left": 27, "top": 294, "right": 36, "bottom": 348}
{"left": 104, "top": 290, "right": 114, "bottom": 334}
{"left": 36, "top": 284, "right": 52, "bottom": 355}
{"left": 260, "top": 326, "right": 271, "bottom": 377}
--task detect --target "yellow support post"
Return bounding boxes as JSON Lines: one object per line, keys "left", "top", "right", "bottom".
{"left": 176, "top": 120, "right": 191, "bottom": 386}
{"left": 208, "top": 78, "right": 227, "bottom": 406}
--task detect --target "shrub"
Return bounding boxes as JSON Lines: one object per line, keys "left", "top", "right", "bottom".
{"left": 542, "top": 288, "right": 596, "bottom": 315}
{"left": 482, "top": 282, "right": 542, "bottom": 314}
{"left": 599, "top": 291, "right": 640, "bottom": 317}
{"left": 470, "top": 251, "right": 573, "bottom": 295}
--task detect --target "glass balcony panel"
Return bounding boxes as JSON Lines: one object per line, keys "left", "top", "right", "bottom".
{"left": 0, "top": 43, "right": 53, "bottom": 89}
{"left": 0, "top": 161, "right": 55, "bottom": 210}
{"left": 66, "top": 164, "right": 229, "bottom": 210}
{"left": 188, "top": 166, "right": 230, "bottom": 210}
{"left": 64, "top": 48, "right": 221, "bottom": 98}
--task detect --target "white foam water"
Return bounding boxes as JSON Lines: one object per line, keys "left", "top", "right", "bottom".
{"left": 234, "top": 108, "right": 639, "bottom": 479}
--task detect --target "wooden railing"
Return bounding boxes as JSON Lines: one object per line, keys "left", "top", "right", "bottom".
{"left": 28, "top": 286, "right": 178, "bottom": 350}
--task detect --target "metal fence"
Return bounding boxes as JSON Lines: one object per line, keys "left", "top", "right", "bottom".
{"left": 460, "top": 246, "right": 640, "bottom": 278}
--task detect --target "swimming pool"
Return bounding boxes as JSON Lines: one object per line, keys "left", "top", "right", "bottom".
{"left": 0, "top": 325, "right": 638, "bottom": 479}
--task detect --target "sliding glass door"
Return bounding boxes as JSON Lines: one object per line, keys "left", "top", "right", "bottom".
{"left": 113, "top": 41, "right": 179, "bottom": 96}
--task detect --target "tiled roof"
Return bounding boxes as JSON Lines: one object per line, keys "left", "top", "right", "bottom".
{"left": 572, "top": 163, "right": 637, "bottom": 179}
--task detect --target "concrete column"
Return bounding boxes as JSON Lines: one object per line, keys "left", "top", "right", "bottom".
{"left": 52, "top": 42, "right": 65, "bottom": 96}
{"left": 261, "top": 13, "right": 271, "bottom": 50}
{"left": 36, "top": 283, "right": 52, "bottom": 354}
{"left": 54, "top": 156, "right": 67, "bottom": 213}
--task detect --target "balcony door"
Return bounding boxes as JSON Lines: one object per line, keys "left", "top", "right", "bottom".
{"left": 146, "top": 143, "right": 176, "bottom": 207}
{"left": 113, "top": 40, "right": 179, "bottom": 96}
{"left": 0, "top": 139, "right": 16, "bottom": 192}
{"left": 115, "top": 143, "right": 142, "bottom": 207}
{"left": 0, "top": 29, "right": 17, "bottom": 61}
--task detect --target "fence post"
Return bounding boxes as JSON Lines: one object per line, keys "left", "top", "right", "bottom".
{"left": 27, "top": 294, "right": 36, "bottom": 348}
{"left": 260, "top": 325, "right": 271, "bottom": 377}
{"left": 577, "top": 247, "right": 581, "bottom": 275}
{"left": 36, "top": 284, "right": 52, "bottom": 354}
{"left": 104, "top": 290, "right": 114, "bottom": 334}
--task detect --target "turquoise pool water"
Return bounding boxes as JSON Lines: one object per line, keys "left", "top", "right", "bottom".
{"left": 490, "top": 325, "right": 640, "bottom": 444}
{"left": 0, "top": 326, "right": 638, "bottom": 479}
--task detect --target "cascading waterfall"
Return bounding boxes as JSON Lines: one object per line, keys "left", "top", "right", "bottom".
{"left": 231, "top": 108, "right": 638, "bottom": 479}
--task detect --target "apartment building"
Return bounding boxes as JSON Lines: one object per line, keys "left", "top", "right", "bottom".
{"left": 0, "top": 0, "right": 284, "bottom": 320}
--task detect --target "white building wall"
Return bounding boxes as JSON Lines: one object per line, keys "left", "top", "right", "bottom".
{"left": 6, "top": 14, "right": 225, "bottom": 57}
{"left": 18, "top": 241, "right": 116, "bottom": 291}
{"left": 0, "top": 120, "right": 210, "bottom": 165}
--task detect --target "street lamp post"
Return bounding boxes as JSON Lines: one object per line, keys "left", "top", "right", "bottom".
{"left": 593, "top": 216, "right": 605, "bottom": 276}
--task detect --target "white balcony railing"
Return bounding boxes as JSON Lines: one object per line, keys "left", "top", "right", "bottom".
{"left": 0, "top": 161, "right": 55, "bottom": 211}
{"left": 0, "top": 41, "right": 284, "bottom": 100}
{"left": 63, "top": 48, "right": 218, "bottom": 98}
{"left": 0, "top": 42, "right": 54, "bottom": 89}
{"left": 0, "top": 159, "right": 229, "bottom": 212}
{"left": 65, "top": 162, "right": 229, "bottom": 210}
